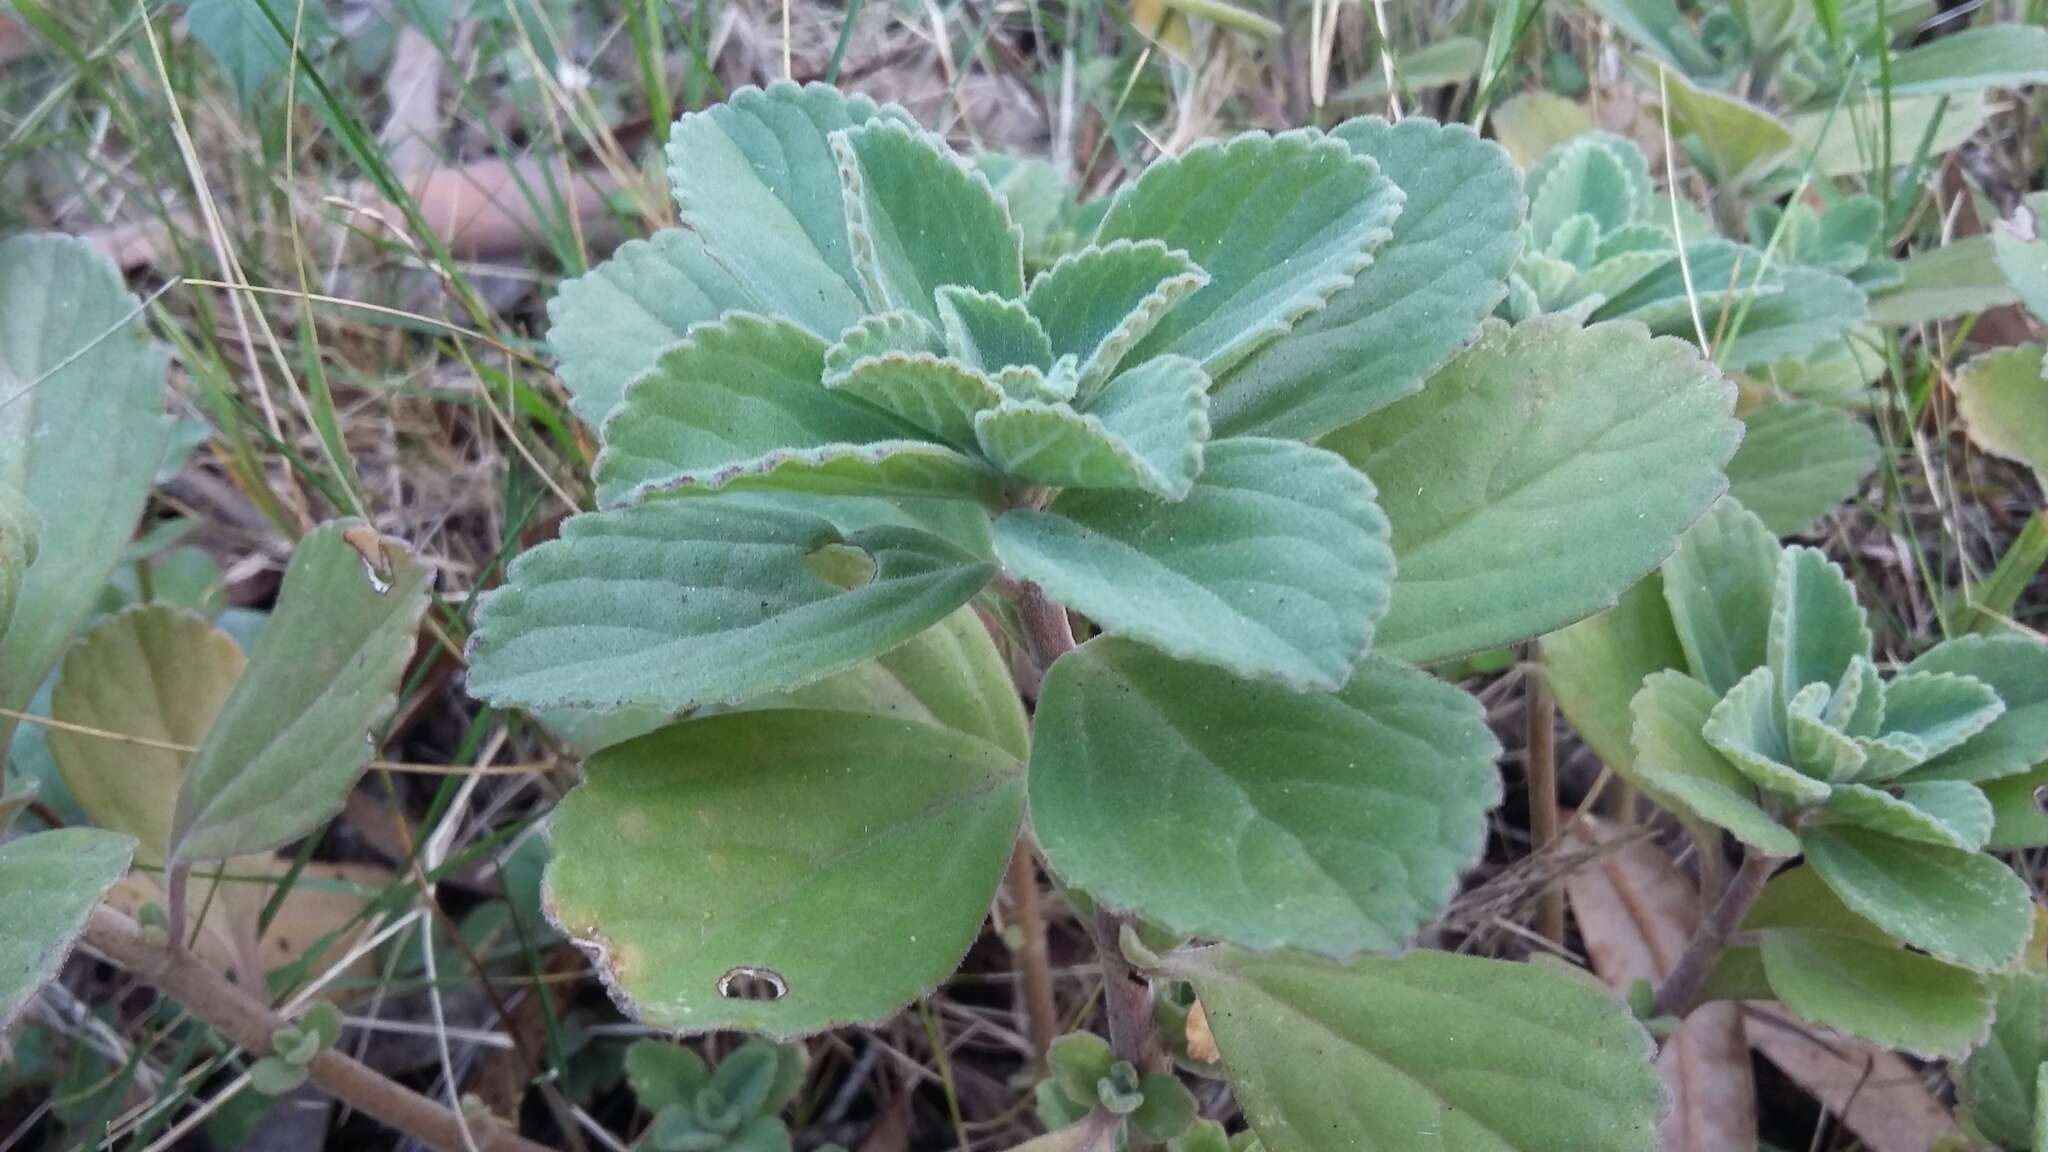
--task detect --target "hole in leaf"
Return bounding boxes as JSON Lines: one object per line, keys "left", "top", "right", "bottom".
{"left": 717, "top": 966, "right": 788, "bottom": 1001}
{"left": 802, "top": 542, "right": 876, "bottom": 590}
{"left": 345, "top": 524, "right": 395, "bottom": 595}
{"left": 2033, "top": 785, "right": 2048, "bottom": 815}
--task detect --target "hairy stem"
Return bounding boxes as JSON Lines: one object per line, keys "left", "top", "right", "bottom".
{"left": 1007, "top": 839, "right": 1059, "bottom": 1059}
{"left": 82, "top": 905, "right": 553, "bottom": 1152}
{"left": 1651, "top": 850, "right": 1780, "bottom": 1020}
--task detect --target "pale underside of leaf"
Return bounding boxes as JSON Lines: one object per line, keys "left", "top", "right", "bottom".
{"left": 1024, "top": 239, "right": 1208, "bottom": 403}
{"left": 824, "top": 352, "right": 1007, "bottom": 452}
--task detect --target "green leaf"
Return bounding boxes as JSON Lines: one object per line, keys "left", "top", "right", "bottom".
{"left": 1631, "top": 671, "right": 1800, "bottom": 855}
{"left": 1725, "top": 401, "right": 1880, "bottom": 536}
{"left": 183, "top": 0, "right": 330, "bottom": 108}
{"left": 1986, "top": 766, "right": 2048, "bottom": 850}
{"left": 0, "top": 482, "right": 36, "bottom": 646}
{"left": 468, "top": 500, "right": 994, "bottom": 714}
{"left": 1900, "top": 635, "right": 2048, "bottom": 784}
{"left": 1542, "top": 573, "right": 1687, "bottom": 777}
{"left": 1031, "top": 639, "right": 1499, "bottom": 957}
{"left": 1208, "top": 116, "right": 1524, "bottom": 440}
{"left": 1327, "top": 317, "right": 1739, "bottom": 664}
{"left": 1871, "top": 234, "right": 2018, "bottom": 326}
{"left": 0, "top": 828, "right": 134, "bottom": 1031}
{"left": 1334, "top": 36, "right": 1480, "bottom": 100}
{"left": 1703, "top": 666, "right": 1828, "bottom": 804}
{"left": 1489, "top": 92, "right": 1595, "bottom": 169}
{"left": 1768, "top": 546, "right": 1871, "bottom": 708}
{"left": 0, "top": 236, "right": 171, "bottom": 742}
{"left": 835, "top": 120, "right": 1024, "bottom": 321}
{"left": 1793, "top": 92, "right": 1990, "bottom": 178}
{"left": 665, "top": 83, "right": 908, "bottom": 338}
{"left": 935, "top": 286, "right": 1053, "bottom": 373}
{"left": 974, "top": 356, "right": 1209, "bottom": 500}
{"left": 49, "top": 607, "right": 244, "bottom": 865}
{"left": 1759, "top": 929, "right": 1992, "bottom": 1060}
{"left": 1050, "top": 1031, "right": 1116, "bottom": 1107}
{"left": 1024, "top": 240, "right": 1208, "bottom": 402}
{"left": 992, "top": 438, "right": 1392, "bottom": 691}
{"left": 543, "top": 710, "right": 1023, "bottom": 1038}
{"left": 1132, "top": 1073, "right": 1198, "bottom": 1142}
{"left": 1955, "top": 344, "right": 2048, "bottom": 488}
{"left": 626, "top": 1041, "right": 712, "bottom": 1111}
{"left": 1714, "top": 267, "right": 1869, "bottom": 372}
{"left": 1994, "top": 220, "right": 2048, "bottom": 327}
{"left": 1174, "top": 947, "right": 1663, "bottom": 1152}
{"left": 1659, "top": 71, "right": 1794, "bottom": 189}
{"left": 168, "top": 521, "right": 431, "bottom": 862}
{"left": 1820, "top": 781, "right": 1990, "bottom": 850}
{"left": 1660, "top": 498, "right": 1779, "bottom": 696}
{"left": 1861, "top": 672, "right": 2005, "bottom": 780}
{"left": 595, "top": 316, "right": 994, "bottom": 506}
{"left": 1801, "top": 824, "right": 2032, "bottom": 972}
{"left": 1877, "top": 24, "right": 2048, "bottom": 98}
{"left": 1093, "top": 130, "right": 1402, "bottom": 377}
{"left": 1960, "top": 973, "right": 2048, "bottom": 1150}
{"left": 823, "top": 353, "right": 1008, "bottom": 455}
{"left": 754, "top": 605, "right": 1029, "bottom": 760}
{"left": 1786, "top": 693, "right": 1868, "bottom": 783}
{"left": 1527, "top": 135, "right": 1636, "bottom": 250}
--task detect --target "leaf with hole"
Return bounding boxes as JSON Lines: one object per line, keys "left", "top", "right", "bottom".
{"left": 544, "top": 710, "right": 1023, "bottom": 1038}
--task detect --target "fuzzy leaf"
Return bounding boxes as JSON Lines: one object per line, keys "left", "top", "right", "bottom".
{"left": 1960, "top": 973, "right": 2048, "bottom": 1151}
{"left": 1786, "top": 697, "right": 1868, "bottom": 784}
{"left": 1900, "top": 635, "right": 2048, "bottom": 784}
{"left": 1726, "top": 401, "right": 1881, "bottom": 536}
{"left": 1993, "top": 219, "right": 2048, "bottom": 326}
{"left": 1879, "top": 24, "right": 2048, "bottom": 97}
{"left": 1175, "top": 947, "right": 1663, "bottom": 1152}
{"left": 835, "top": 121, "right": 1023, "bottom": 321}
{"left": 50, "top": 607, "right": 243, "bottom": 865}
{"left": 991, "top": 438, "right": 1391, "bottom": 691}
{"left": 169, "top": 522, "right": 431, "bottom": 862}
{"left": 0, "top": 828, "right": 134, "bottom": 1032}
{"left": 1631, "top": 672, "right": 1800, "bottom": 855}
{"left": 1541, "top": 573, "right": 1687, "bottom": 779}
{"left": 1759, "top": 929, "right": 1992, "bottom": 1060}
{"left": 1820, "top": 782, "right": 1990, "bottom": 851}
{"left": 1704, "top": 666, "right": 1827, "bottom": 804}
{"left": 1031, "top": 639, "right": 1499, "bottom": 957}
{"left": 1659, "top": 72, "right": 1794, "bottom": 189}
{"left": 1092, "top": 130, "right": 1402, "bottom": 377}
{"left": 1327, "top": 317, "right": 1739, "bottom": 664}
{"left": 544, "top": 710, "right": 1023, "bottom": 1038}
{"left": 1955, "top": 344, "right": 2048, "bottom": 488}
{"left": 1861, "top": 672, "right": 2006, "bottom": 780}
{"left": 1592, "top": 240, "right": 1779, "bottom": 329}
{"left": 0, "top": 236, "right": 171, "bottom": 740}
{"left": 467, "top": 501, "right": 994, "bottom": 714}
{"left": 1984, "top": 766, "right": 2048, "bottom": 850}
{"left": 0, "top": 484, "right": 35, "bottom": 649}
{"left": 1793, "top": 92, "right": 1989, "bottom": 178}
{"left": 597, "top": 316, "right": 996, "bottom": 505}
{"left": 1660, "top": 499, "right": 1778, "bottom": 696}
{"left": 1024, "top": 240, "right": 1207, "bottom": 401}
{"left": 1802, "top": 825, "right": 2032, "bottom": 972}
{"left": 823, "top": 353, "right": 1007, "bottom": 454}
{"left": 973, "top": 356, "right": 1208, "bottom": 499}
{"left": 1714, "top": 267, "right": 1870, "bottom": 372}
{"left": 1870, "top": 234, "right": 2018, "bottom": 326}
{"left": 665, "top": 83, "right": 907, "bottom": 337}
{"left": 934, "top": 286, "right": 1052, "bottom": 373}
{"left": 1768, "top": 546, "right": 1871, "bottom": 707}
{"left": 1528, "top": 136, "right": 1636, "bottom": 245}
{"left": 1207, "top": 118, "right": 1522, "bottom": 440}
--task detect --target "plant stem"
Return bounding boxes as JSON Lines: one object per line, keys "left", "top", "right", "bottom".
{"left": 1650, "top": 850, "right": 1779, "bottom": 1020}
{"left": 1015, "top": 579, "right": 1077, "bottom": 672}
{"left": 1524, "top": 661, "right": 1563, "bottom": 945}
{"left": 82, "top": 906, "right": 554, "bottom": 1152}
{"left": 1007, "top": 839, "right": 1059, "bottom": 1059}
{"left": 1091, "top": 907, "right": 1160, "bottom": 1074}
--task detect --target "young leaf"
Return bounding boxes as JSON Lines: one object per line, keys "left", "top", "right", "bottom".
{"left": 467, "top": 500, "right": 995, "bottom": 714}
{"left": 1785, "top": 699, "right": 1868, "bottom": 784}
{"left": 1092, "top": 130, "right": 1402, "bottom": 377}
{"left": 834, "top": 120, "right": 1024, "bottom": 320}
{"left": 1174, "top": 947, "right": 1663, "bottom": 1152}
{"left": 1862, "top": 672, "right": 2005, "bottom": 779}
{"left": 1900, "top": 635, "right": 2048, "bottom": 784}
{"left": 543, "top": 710, "right": 1024, "bottom": 1038}
{"left": 625, "top": 1041, "right": 712, "bottom": 1112}
{"left": 1725, "top": 401, "right": 1880, "bottom": 536}
{"left": 1658, "top": 72, "right": 1794, "bottom": 190}
{"left": 1759, "top": 929, "right": 1993, "bottom": 1060}
{"left": 1954, "top": 344, "right": 2048, "bottom": 488}
{"left": 822, "top": 353, "right": 1007, "bottom": 454}
{"left": 1024, "top": 240, "right": 1208, "bottom": 401}
{"left": 1703, "top": 667, "right": 1828, "bottom": 804}
{"left": 1660, "top": 499, "right": 1778, "bottom": 696}
{"left": 595, "top": 315, "right": 995, "bottom": 506}
{"left": 992, "top": 438, "right": 1392, "bottom": 692}
{"left": 0, "top": 236, "right": 171, "bottom": 742}
{"left": 1030, "top": 639, "right": 1499, "bottom": 957}
{"left": 1327, "top": 317, "right": 1739, "bottom": 664}
{"left": 168, "top": 522, "right": 432, "bottom": 862}
{"left": 1767, "top": 546, "right": 1872, "bottom": 707}
{"left": 49, "top": 607, "right": 244, "bottom": 865}
{"left": 934, "top": 286, "right": 1053, "bottom": 373}
{"left": 1631, "top": 672, "right": 1800, "bottom": 855}
{"left": 1820, "top": 782, "right": 1991, "bottom": 851}
{"left": 973, "top": 356, "right": 1209, "bottom": 500}
{"left": 1801, "top": 825, "right": 2032, "bottom": 972}
{"left": 1205, "top": 117, "right": 1523, "bottom": 440}
{"left": 1527, "top": 136, "right": 1636, "bottom": 245}
{"left": 665, "top": 83, "right": 909, "bottom": 338}
{"left": 1959, "top": 973, "right": 2048, "bottom": 1151}
{"left": 0, "top": 828, "right": 135, "bottom": 1031}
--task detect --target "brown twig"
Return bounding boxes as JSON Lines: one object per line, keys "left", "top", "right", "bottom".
{"left": 1524, "top": 660, "right": 1564, "bottom": 945}
{"left": 82, "top": 905, "right": 554, "bottom": 1152}
{"left": 1650, "top": 850, "right": 1780, "bottom": 1020}
{"left": 1006, "top": 839, "right": 1059, "bottom": 1060}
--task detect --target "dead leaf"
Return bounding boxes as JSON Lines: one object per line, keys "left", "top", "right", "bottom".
{"left": 1185, "top": 999, "right": 1219, "bottom": 1064}
{"left": 1744, "top": 1004, "right": 1960, "bottom": 1152}
{"left": 1564, "top": 816, "right": 1757, "bottom": 1152}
